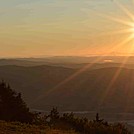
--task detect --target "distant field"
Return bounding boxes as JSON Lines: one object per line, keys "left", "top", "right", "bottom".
{"left": 0, "top": 121, "right": 77, "bottom": 134}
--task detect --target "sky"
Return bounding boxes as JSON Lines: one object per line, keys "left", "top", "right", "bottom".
{"left": 0, "top": 0, "right": 134, "bottom": 57}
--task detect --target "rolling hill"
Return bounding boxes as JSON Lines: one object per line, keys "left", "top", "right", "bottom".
{"left": 32, "top": 67, "right": 134, "bottom": 112}
{"left": 0, "top": 63, "right": 134, "bottom": 113}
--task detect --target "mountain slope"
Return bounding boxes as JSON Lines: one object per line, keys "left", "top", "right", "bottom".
{"left": 0, "top": 65, "right": 75, "bottom": 104}
{"left": 32, "top": 67, "right": 134, "bottom": 112}
{"left": 0, "top": 65, "right": 134, "bottom": 112}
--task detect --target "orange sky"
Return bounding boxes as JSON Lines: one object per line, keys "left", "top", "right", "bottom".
{"left": 0, "top": 0, "right": 134, "bottom": 57}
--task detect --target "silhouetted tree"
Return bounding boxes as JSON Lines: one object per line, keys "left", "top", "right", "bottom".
{"left": 0, "top": 81, "right": 34, "bottom": 123}
{"left": 48, "top": 107, "right": 60, "bottom": 127}
{"left": 94, "top": 113, "right": 104, "bottom": 123}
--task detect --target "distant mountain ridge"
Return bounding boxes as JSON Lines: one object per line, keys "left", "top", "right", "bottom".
{"left": 1, "top": 58, "right": 134, "bottom": 70}
{"left": 2, "top": 56, "right": 134, "bottom": 65}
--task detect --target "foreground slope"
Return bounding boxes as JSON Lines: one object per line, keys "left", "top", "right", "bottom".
{"left": 0, "top": 121, "right": 77, "bottom": 134}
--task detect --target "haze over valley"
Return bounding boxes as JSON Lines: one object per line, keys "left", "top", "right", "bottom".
{"left": 0, "top": 57, "right": 134, "bottom": 118}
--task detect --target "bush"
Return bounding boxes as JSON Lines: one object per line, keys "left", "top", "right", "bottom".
{"left": 44, "top": 108, "right": 131, "bottom": 134}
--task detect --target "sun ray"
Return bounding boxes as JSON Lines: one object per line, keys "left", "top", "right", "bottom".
{"left": 98, "top": 28, "right": 134, "bottom": 37}
{"left": 31, "top": 37, "right": 133, "bottom": 104}
{"left": 106, "top": 34, "right": 134, "bottom": 53}
{"left": 114, "top": 0, "right": 134, "bottom": 21}
{"left": 123, "top": 81, "right": 134, "bottom": 113}
{"left": 97, "top": 12, "right": 134, "bottom": 27}
{"left": 31, "top": 1, "right": 134, "bottom": 105}
{"left": 60, "top": 1, "right": 134, "bottom": 112}
{"left": 99, "top": 43, "right": 134, "bottom": 108}
{"left": 31, "top": 33, "right": 134, "bottom": 104}
{"left": 83, "top": 8, "right": 134, "bottom": 27}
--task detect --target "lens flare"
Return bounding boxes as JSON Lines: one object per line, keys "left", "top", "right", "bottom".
{"left": 33, "top": 0, "right": 134, "bottom": 104}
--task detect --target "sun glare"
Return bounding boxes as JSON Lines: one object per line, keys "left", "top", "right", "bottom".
{"left": 97, "top": 0, "right": 134, "bottom": 50}
{"left": 35, "top": 0, "right": 134, "bottom": 104}
{"left": 98, "top": 0, "right": 134, "bottom": 107}
{"left": 83, "top": 0, "right": 134, "bottom": 54}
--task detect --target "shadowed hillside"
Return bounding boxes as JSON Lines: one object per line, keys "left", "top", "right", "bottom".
{"left": 0, "top": 65, "right": 75, "bottom": 104}
{"left": 32, "top": 67, "right": 134, "bottom": 112}
{"left": 0, "top": 64, "right": 134, "bottom": 113}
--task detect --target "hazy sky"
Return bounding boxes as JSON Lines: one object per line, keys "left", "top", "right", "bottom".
{"left": 0, "top": 0, "right": 134, "bottom": 57}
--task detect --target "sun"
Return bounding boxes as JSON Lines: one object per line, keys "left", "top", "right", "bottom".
{"left": 83, "top": 0, "right": 134, "bottom": 55}
{"left": 116, "top": 1, "right": 134, "bottom": 41}
{"left": 96, "top": 0, "right": 134, "bottom": 53}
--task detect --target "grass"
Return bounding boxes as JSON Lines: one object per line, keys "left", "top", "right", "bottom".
{"left": 0, "top": 121, "right": 77, "bottom": 134}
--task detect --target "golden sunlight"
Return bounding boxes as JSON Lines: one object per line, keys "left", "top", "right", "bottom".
{"left": 32, "top": 0, "right": 134, "bottom": 106}
{"left": 99, "top": 3, "right": 134, "bottom": 57}
{"left": 130, "top": 23, "right": 134, "bottom": 37}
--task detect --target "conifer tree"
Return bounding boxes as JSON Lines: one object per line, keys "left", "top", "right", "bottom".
{"left": 0, "top": 81, "right": 34, "bottom": 123}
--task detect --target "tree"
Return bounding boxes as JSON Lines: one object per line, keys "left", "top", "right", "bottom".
{"left": 48, "top": 107, "right": 59, "bottom": 127}
{"left": 94, "top": 113, "right": 104, "bottom": 123}
{"left": 0, "top": 81, "right": 34, "bottom": 123}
